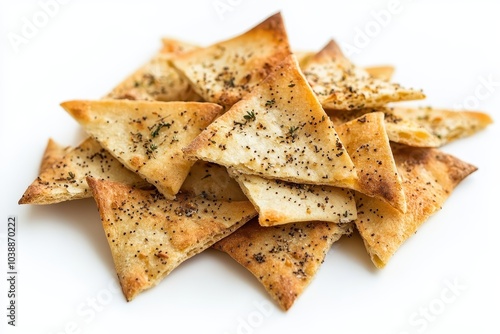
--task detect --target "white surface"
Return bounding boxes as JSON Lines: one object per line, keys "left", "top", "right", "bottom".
{"left": 1, "top": 1, "right": 499, "bottom": 333}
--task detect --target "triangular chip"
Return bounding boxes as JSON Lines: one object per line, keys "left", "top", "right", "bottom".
{"left": 180, "top": 161, "right": 247, "bottom": 202}
{"left": 19, "top": 137, "right": 149, "bottom": 205}
{"left": 328, "top": 106, "right": 493, "bottom": 147}
{"left": 295, "top": 50, "right": 395, "bottom": 81}
{"left": 336, "top": 112, "right": 406, "bottom": 213}
{"left": 355, "top": 144, "right": 477, "bottom": 268}
{"left": 364, "top": 65, "right": 395, "bottom": 82}
{"left": 105, "top": 39, "right": 202, "bottom": 102}
{"left": 302, "top": 40, "right": 425, "bottom": 110}
{"left": 384, "top": 106, "right": 493, "bottom": 147}
{"left": 61, "top": 100, "right": 222, "bottom": 199}
{"left": 184, "top": 55, "right": 357, "bottom": 188}
{"left": 214, "top": 219, "right": 353, "bottom": 310}
{"left": 87, "top": 177, "right": 257, "bottom": 301}
{"left": 39, "top": 138, "right": 72, "bottom": 173}
{"left": 160, "top": 37, "right": 199, "bottom": 55}
{"left": 172, "top": 13, "right": 291, "bottom": 108}
{"left": 229, "top": 169, "right": 356, "bottom": 226}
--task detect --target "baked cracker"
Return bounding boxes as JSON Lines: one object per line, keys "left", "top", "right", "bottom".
{"left": 61, "top": 100, "right": 222, "bottom": 199}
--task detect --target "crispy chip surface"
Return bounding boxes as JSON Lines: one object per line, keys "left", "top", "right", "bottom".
{"left": 303, "top": 40, "right": 425, "bottom": 110}
{"left": 61, "top": 100, "right": 222, "bottom": 199}
{"left": 88, "top": 177, "right": 257, "bottom": 301}
{"left": 214, "top": 219, "right": 353, "bottom": 310}
{"left": 184, "top": 55, "right": 357, "bottom": 188}
{"left": 172, "top": 13, "right": 291, "bottom": 107}
{"left": 355, "top": 144, "right": 477, "bottom": 268}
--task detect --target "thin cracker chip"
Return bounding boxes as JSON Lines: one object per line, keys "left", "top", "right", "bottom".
{"left": 39, "top": 138, "right": 72, "bottom": 173}
{"left": 328, "top": 106, "right": 493, "bottom": 147}
{"left": 19, "top": 137, "right": 149, "bottom": 205}
{"left": 184, "top": 55, "right": 357, "bottom": 188}
{"left": 385, "top": 106, "right": 493, "bottom": 147}
{"left": 180, "top": 161, "right": 247, "bottom": 202}
{"left": 87, "top": 177, "right": 257, "bottom": 301}
{"left": 214, "top": 219, "right": 353, "bottom": 310}
{"left": 229, "top": 169, "right": 356, "bottom": 226}
{"left": 336, "top": 112, "right": 406, "bottom": 213}
{"left": 172, "top": 12, "right": 291, "bottom": 108}
{"left": 106, "top": 39, "right": 202, "bottom": 102}
{"left": 355, "top": 144, "right": 477, "bottom": 268}
{"left": 303, "top": 40, "right": 424, "bottom": 110}
{"left": 61, "top": 100, "right": 222, "bottom": 199}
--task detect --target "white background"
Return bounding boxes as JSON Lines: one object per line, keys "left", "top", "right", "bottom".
{"left": 1, "top": 1, "right": 499, "bottom": 333}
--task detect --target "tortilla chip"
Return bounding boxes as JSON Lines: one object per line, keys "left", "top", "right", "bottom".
{"left": 180, "top": 161, "right": 247, "bottom": 202}
{"left": 61, "top": 100, "right": 222, "bottom": 199}
{"left": 302, "top": 40, "right": 425, "bottom": 110}
{"left": 355, "top": 144, "right": 477, "bottom": 268}
{"left": 87, "top": 177, "right": 257, "bottom": 301}
{"left": 336, "top": 112, "right": 406, "bottom": 213}
{"left": 229, "top": 169, "right": 356, "bottom": 226}
{"left": 214, "top": 219, "right": 353, "bottom": 310}
{"left": 184, "top": 55, "right": 357, "bottom": 188}
{"left": 19, "top": 137, "right": 149, "bottom": 205}
{"left": 39, "top": 138, "right": 72, "bottom": 173}
{"left": 172, "top": 12, "right": 291, "bottom": 108}
{"left": 105, "top": 39, "right": 202, "bottom": 102}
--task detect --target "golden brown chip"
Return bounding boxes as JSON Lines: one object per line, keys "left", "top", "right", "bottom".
{"left": 336, "top": 112, "right": 406, "bottom": 213}
{"left": 39, "top": 138, "right": 72, "bottom": 173}
{"left": 229, "top": 169, "right": 356, "bottom": 226}
{"left": 364, "top": 65, "right": 395, "bottom": 82}
{"left": 180, "top": 161, "right": 247, "bottom": 202}
{"left": 87, "top": 177, "right": 257, "bottom": 301}
{"left": 172, "top": 12, "right": 291, "bottom": 108}
{"left": 160, "top": 37, "right": 199, "bottom": 55}
{"left": 106, "top": 38, "right": 202, "bottom": 102}
{"left": 328, "top": 106, "right": 493, "bottom": 147}
{"left": 184, "top": 55, "right": 357, "bottom": 188}
{"left": 214, "top": 219, "right": 353, "bottom": 310}
{"left": 355, "top": 144, "right": 477, "bottom": 268}
{"left": 61, "top": 100, "right": 222, "bottom": 199}
{"left": 295, "top": 50, "right": 395, "bottom": 81}
{"left": 19, "top": 137, "right": 149, "bottom": 205}
{"left": 302, "top": 40, "right": 425, "bottom": 110}
{"left": 385, "top": 106, "right": 493, "bottom": 147}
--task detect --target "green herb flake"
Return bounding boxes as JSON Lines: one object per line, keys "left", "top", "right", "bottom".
{"left": 243, "top": 111, "right": 256, "bottom": 121}
{"left": 265, "top": 98, "right": 276, "bottom": 107}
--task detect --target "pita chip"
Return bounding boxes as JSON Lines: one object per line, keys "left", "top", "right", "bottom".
{"left": 39, "top": 138, "right": 72, "bottom": 173}
{"left": 355, "top": 144, "right": 477, "bottom": 268}
{"left": 172, "top": 12, "right": 291, "bottom": 108}
{"left": 336, "top": 112, "right": 407, "bottom": 213}
{"left": 295, "top": 50, "right": 395, "bottom": 82}
{"left": 160, "top": 37, "right": 199, "bottom": 55}
{"left": 184, "top": 55, "right": 357, "bottom": 188}
{"left": 214, "top": 219, "right": 353, "bottom": 310}
{"left": 364, "top": 65, "right": 395, "bottom": 82}
{"left": 61, "top": 100, "right": 222, "bottom": 199}
{"left": 328, "top": 106, "right": 493, "bottom": 147}
{"left": 19, "top": 137, "right": 149, "bottom": 205}
{"left": 302, "top": 40, "right": 425, "bottom": 110}
{"left": 229, "top": 169, "right": 356, "bottom": 226}
{"left": 105, "top": 38, "right": 202, "bottom": 102}
{"left": 180, "top": 161, "right": 247, "bottom": 202}
{"left": 384, "top": 106, "right": 493, "bottom": 147}
{"left": 87, "top": 177, "right": 257, "bottom": 301}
